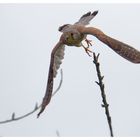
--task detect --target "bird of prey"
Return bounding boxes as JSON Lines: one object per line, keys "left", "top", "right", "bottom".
{"left": 37, "top": 10, "right": 140, "bottom": 117}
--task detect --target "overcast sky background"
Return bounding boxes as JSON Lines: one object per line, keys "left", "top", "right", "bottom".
{"left": 0, "top": 3, "right": 140, "bottom": 137}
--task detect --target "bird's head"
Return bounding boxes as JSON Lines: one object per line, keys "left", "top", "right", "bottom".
{"left": 60, "top": 31, "right": 85, "bottom": 47}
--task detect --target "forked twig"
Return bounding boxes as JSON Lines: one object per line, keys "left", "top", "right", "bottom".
{"left": 93, "top": 53, "right": 113, "bottom": 137}
{"left": 0, "top": 69, "right": 63, "bottom": 124}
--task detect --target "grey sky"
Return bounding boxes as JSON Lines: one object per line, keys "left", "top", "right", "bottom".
{"left": 0, "top": 3, "right": 140, "bottom": 136}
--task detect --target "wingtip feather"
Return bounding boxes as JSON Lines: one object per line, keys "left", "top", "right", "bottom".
{"left": 92, "top": 10, "right": 98, "bottom": 16}
{"left": 81, "top": 11, "right": 91, "bottom": 19}
{"left": 58, "top": 24, "right": 69, "bottom": 31}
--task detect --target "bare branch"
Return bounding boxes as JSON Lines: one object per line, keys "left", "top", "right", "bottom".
{"left": 93, "top": 53, "right": 114, "bottom": 137}
{"left": 0, "top": 69, "right": 63, "bottom": 124}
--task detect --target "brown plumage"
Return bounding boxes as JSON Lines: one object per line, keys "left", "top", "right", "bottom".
{"left": 37, "top": 41, "right": 64, "bottom": 117}
{"left": 78, "top": 26, "right": 140, "bottom": 63}
{"left": 38, "top": 11, "right": 140, "bottom": 117}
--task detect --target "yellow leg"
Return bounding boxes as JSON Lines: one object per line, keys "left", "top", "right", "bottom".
{"left": 82, "top": 44, "right": 93, "bottom": 57}
{"left": 85, "top": 38, "right": 92, "bottom": 47}
{"left": 82, "top": 38, "right": 93, "bottom": 57}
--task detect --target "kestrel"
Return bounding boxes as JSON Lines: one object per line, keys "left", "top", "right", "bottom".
{"left": 37, "top": 11, "right": 140, "bottom": 117}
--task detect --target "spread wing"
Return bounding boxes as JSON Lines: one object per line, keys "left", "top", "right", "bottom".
{"left": 58, "top": 24, "right": 72, "bottom": 32}
{"left": 37, "top": 41, "right": 65, "bottom": 117}
{"left": 58, "top": 11, "right": 98, "bottom": 33}
{"left": 79, "top": 26, "right": 140, "bottom": 63}
{"left": 75, "top": 11, "right": 98, "bottom": 25}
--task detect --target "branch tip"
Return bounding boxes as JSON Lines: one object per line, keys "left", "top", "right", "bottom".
{"left": 95, "top": 81, "right": 99, "bottom": 85}
{"left": 93, "top": 52, "right": 113, "bottom": 137}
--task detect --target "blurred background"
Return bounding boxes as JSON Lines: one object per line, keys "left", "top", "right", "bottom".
{"left": 0, "top": 3, "right": 140, "bottom": 136}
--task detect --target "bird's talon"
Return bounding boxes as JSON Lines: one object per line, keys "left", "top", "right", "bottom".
{"left": 85, "top": 39, "right": 93, "bottom": 47}
{"left": 83, "top": 46, "right": 93, "bottom": 57}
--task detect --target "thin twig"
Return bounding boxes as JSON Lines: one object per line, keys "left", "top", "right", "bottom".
{"left": 93, "top": 53, "right": 113, "bottom": 137}
{"left": 0, "top": 69, "right": 63, "bottom": 124}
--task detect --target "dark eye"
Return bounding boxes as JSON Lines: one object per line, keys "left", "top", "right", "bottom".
{"left": 71, "top": 33, "right": 73, "bottom": 36}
